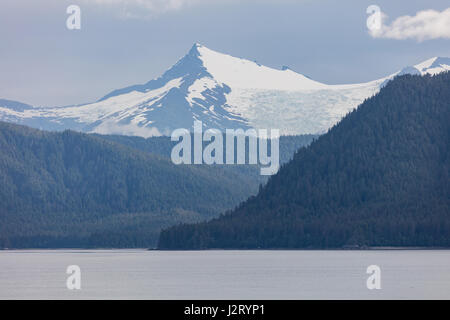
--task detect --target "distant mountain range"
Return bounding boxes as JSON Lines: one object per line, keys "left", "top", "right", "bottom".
{"left": 1, "top": 44, "right": 449, "bottom": 137}
{"left": 158, "top": 73, "right": 450, "bottom": 249}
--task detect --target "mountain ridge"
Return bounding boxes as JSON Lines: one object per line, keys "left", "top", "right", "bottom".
{"left": 158, "top": 72, "right": 450, "bottom": 249}
{"left": 1, "top": 44, "right": 449, "bottom": 137}
{"left": 0, "top": 119, "right": 316, "bottom": 248}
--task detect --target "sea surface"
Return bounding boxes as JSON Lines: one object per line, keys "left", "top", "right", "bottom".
{"left": 0, "top": 250, "right": 449, "bottom": 299}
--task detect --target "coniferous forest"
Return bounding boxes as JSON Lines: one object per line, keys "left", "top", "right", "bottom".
{"left": 158, "top": 73, "right": 450, "bottom": 249}
{"left": 0, "top": 122, "right": 313, "bottom": 248}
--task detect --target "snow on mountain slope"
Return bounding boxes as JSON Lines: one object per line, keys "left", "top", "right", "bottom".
{"left": 196, "top": 45, "right": 327, "bottom": 91}
{"left": 414, "top": 57, "right": 450, "bottom": 75}
{"left": 1, "top": 44, "right": 448, "bottom": 137}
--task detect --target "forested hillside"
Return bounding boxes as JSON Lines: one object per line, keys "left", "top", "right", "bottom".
{"left": 158, "top": 73, "right": 450, "bottom": 249}
{"left": 0, "top": 122, "right": 315, "bottom": 248}
{"left": 99, "top": 133, "right": 317, "bottom": 185}
{"left": 0, "top": 123, "right": 248, "bottom": 247}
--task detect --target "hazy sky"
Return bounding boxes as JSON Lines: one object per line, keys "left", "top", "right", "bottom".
{"left": 1, "top": 0, "right": 449, "bottom": 106}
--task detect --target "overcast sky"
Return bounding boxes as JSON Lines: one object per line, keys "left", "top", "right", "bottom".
{"left": 1, "top": 0, "right": 449, "bottom": 106}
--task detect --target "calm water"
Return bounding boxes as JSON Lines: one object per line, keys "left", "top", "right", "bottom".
{"left": 0, "top": 250, "right": 449, "bottom": 299}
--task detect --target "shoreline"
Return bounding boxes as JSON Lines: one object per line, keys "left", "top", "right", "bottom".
{"left": 1, "top": 247, "right": 450, "bottom": 251}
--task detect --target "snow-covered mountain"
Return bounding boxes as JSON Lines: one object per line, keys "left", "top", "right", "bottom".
{"left": 1, "top": 44, "right": 449, "bottom": 137}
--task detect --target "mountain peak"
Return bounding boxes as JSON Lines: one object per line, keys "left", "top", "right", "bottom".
{"left": 185, "top": 44, "right": 327, "bottom": 91}
{"left": 413, "top": 56, "right": 450, "bottom": 75}
{"left": 188, "top": 42, "right": 204, "bottom": 54}
{"left": 2, "top": 46, "right": 449, "bottom": 138}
